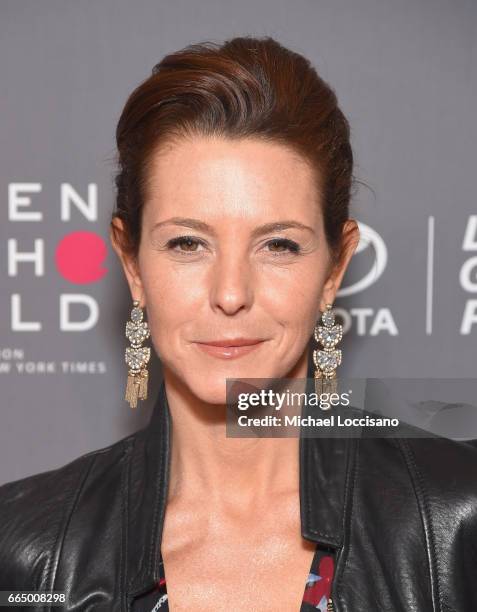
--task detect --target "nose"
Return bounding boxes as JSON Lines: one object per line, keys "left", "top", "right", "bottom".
{"left": 209, "top": 254, "right": 254, "bottom": 316}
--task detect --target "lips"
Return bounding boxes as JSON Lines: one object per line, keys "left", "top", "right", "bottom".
{"left": 194, "top": 339, "right": 265, "bottom": 359}
{"left": 196, "top": 338, "right": 264, "bottom": 347}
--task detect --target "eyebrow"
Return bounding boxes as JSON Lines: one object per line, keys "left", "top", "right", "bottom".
{"left": 150, "top": 217, "right": 315, "bottom": 238}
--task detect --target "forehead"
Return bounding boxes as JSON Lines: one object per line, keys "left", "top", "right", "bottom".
{"left": 143, "top": 135, "right": 321, "bottom": 224}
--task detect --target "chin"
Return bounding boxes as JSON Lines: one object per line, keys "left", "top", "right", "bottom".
{"left": 184, "top": 359, "right": 295, "bottom": 406}
{"left": 189, "top": 382, "right": 231, "bottom": 406}
{"left": 187, "top": 371, "right": 264, "bottom": 405}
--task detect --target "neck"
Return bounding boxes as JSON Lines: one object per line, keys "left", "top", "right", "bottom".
{"left": 162, "top": 354, "right": 309, "bottom": 512}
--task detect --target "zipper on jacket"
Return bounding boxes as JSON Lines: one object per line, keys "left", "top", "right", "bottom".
{"left": 327, "top": 597, "right": 334, "bottom": 611}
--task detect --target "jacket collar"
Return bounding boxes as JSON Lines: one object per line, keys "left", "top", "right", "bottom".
{"left": 125, "top": 361, "right": 357, "bottom": 601}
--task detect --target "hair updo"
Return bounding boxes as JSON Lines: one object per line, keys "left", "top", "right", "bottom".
{"left": 111, "top": 35, "right": 356, "bottom": 267}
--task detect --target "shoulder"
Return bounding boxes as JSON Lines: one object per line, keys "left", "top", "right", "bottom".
{"left": 394, "top": 433, "right": 477, "bottom": 504}
{"left": 387, "top": 433, "right": 477, "bottom": 560}
{"left": 0, "top": 431, "right": 138, "bottom": 591}
{"left": 398, "top": 434, "right": 477, "bottom": 529}
{"left": 357, "top": 421, "right": 477, "bottom": 531}
{"left": 359, "top": 414, "right": 477, "bottom": 503}
{"left": 397, "top": 435, "right": 477, "bottom": 593}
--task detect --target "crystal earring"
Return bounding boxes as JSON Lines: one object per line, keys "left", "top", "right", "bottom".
{"left": 313, "top": 303, "right": 343, "bottom": 400}
{"left": 124, "top": 299, "right": 151, "bottom": 409}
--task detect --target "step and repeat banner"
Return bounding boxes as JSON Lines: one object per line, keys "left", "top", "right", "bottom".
{"left": 1, "top": 0, "right": 476, "bottom": 483}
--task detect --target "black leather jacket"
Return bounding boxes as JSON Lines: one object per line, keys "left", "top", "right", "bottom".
{"left": 1, "top": 378, "right": 477, "bottom": 611}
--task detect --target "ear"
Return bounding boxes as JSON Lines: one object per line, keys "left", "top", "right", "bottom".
{"left": 110, "top": 217, "right": 146, "bottom": 307}
{"left": 318, "top": 219, "right": 360, "bottom": 314}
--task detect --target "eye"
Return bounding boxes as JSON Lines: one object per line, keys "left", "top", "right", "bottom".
{"left": 166, "top": 236, "right": 205, "bottom": 254}
{"left": 164, "top": 236, "right": 301, "bottom": 256}
{"left": 265, "top": 238, "right": 301, "bottom": 254}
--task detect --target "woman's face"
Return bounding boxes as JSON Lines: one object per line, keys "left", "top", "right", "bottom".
{"left": 112, "top": 135, "right": 359, "bottom": 404}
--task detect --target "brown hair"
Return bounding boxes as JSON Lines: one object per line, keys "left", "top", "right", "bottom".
{"left": 111, "top": 35, "right": 356, "bottom": 266}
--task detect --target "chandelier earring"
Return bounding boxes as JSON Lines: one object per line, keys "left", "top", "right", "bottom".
{"left": 124, "top": 299, "right": 151, "bottom": 409}
{"left": 313, "top": 303, "right": 343, "bottom": 400}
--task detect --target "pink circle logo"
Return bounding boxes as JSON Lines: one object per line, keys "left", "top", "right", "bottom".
{"left": 55, "top": 231, "right": 108, "bottom": 284}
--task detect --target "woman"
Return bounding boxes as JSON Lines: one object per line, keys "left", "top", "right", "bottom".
{"left": 1, "top": 35, "right": 477, "bottom": 612}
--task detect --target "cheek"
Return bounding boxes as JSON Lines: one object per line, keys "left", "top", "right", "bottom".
{"left": 261, "top": 266, "right": 325, "bottom": 326}
{"left": 140, "top": 267, "right": 199, "bottom": 356}
{"left": 143, "top": 260, "right": 205, "bottom": 303}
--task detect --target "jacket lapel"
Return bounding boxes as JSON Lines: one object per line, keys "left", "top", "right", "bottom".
{"left": 300, "top": 425, "right": 357, "bottom": 548}
{"left": 125, "top": 379, "right": 171, "bottom": 603}
{"left": 300, "top": 367, "right": 358, "bottom": 548}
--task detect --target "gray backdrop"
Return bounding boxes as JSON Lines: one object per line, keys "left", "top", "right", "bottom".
{"left": 1, "top": 0, "right": 476, "bottom": 484}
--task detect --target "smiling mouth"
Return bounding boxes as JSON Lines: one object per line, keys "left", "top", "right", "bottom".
{"left": 194, "top": 340, "right": 265, "bottom": 359}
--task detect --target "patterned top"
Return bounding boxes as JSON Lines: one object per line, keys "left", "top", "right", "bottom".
{"left": 132, "top": 546, "right": 334, "bottom": 611}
